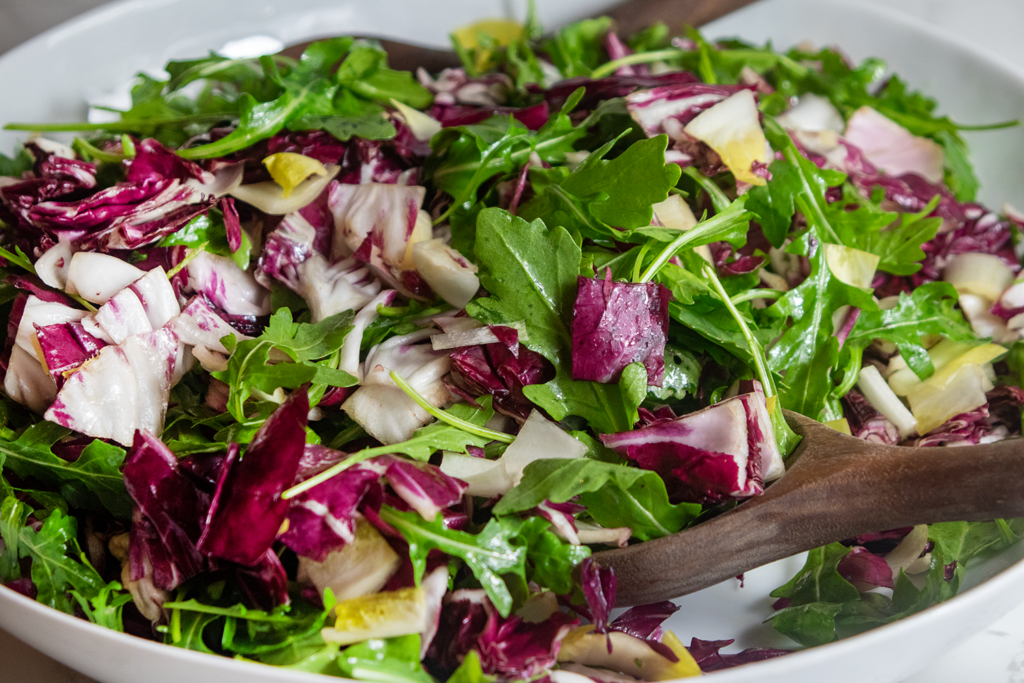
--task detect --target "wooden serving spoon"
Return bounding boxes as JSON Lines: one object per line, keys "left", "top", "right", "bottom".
{"left": 593, "top": 410, "right": 1024, "bottom": 607}
{"left": 280, "top": 0, "right": 760, "bottom": 72}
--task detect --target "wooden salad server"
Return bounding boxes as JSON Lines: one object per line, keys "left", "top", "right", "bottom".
{"left": 593, "top": 410, "right": 1024, "bottom": 607}
{"left": 281, "top": 0, "right": 760, "bottom": 72}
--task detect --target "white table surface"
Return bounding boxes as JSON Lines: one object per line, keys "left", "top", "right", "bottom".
{"left": 2, "top": 0, "right": 1024, "bottom": 681}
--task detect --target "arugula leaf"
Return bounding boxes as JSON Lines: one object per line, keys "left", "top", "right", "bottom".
{"left": 156, "top": 208, "right": 253, "bottom": 270}
{"left": 260, "top": 308, "right": 355, "bottom": 362}
{"left": 339, "top": 635, "right": 435, "bottom": 683}
{"left": 766, "top": 238, "right": 877, "bottom": 420}
{"left": 426, "top": 94, "right": 587, "bottom": 220}
{"left": 467, "top": 209, "right": 642, "bottom": 433}
{"left": 541, "top": 17, "right": 613, "bottom": 78}
{"left": 493, "top": 458, "right": 701, "bottom": 541}
{"left": 213, "top": 308, "right": 357, "bottom": 421}
{"left": 335, "top": 45, "right": 432, "bottom": 108}
{"left": 0, "top": 148, "right": 32, "bottom": 177}
{"left": 647, "top": 344, "right": 701, "bottom": 401}
{"left": 379, "top": 506, "right": 526, "bottom": 617}
{"left": 744, "top": 158, "right": 800, "bottom": 248}
{"left": 514, "top": 516, "right": 591, "bottom": 595}
{"left": 168, "top": 610, "right": 220, "bottom": 654}
{"left": 0, "top": 423, "right": 131, "bottom": 519}
{"left": 289, "top": 113, "right": 396, "bottom": 141}
{"left": 387, "top": 397, "right": 496, "bottom": 461}
{"left": 768, "top": 543, "right": 859, "bottom": 646}
{"left": 769, "top": 521, "right": 1024, "bottom": 647}
{"left": 0, "top": 495, "right": 28, "bottom": 580}
{"left": 71, "top": 581, "right": 133, "bottom": 632}
{"left": 165, "top": 594, "right": 337, "bottom": 665}
{"left": 844, "top": 282, "right": 977, "bottom": 379}
{"left": 448, "top": 651, "right": 495, "bottom": 683}
{"left": 830, "top": 189, "right": 942, "bottom": 276}
{"left": 524, "top": 363, "right": 646, "bottom": 435}
{"left": 518, "top": 135, "right": 682, "bottom": 240}
{"left": 1, "top": 498, "right": 112, "bottom": 616}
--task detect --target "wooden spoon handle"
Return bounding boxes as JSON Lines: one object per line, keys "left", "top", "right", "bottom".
{"left": 595, "top": 421, "right": 1024, "bottom": 607}
{"left": 602, "top": 0, "right": 759, "bottom": 36}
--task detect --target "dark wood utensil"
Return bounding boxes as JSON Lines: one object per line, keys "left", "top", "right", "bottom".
{"left": 593, "top": 410, "right": 1024, "bottom": 607}
{"left": 281, "top": 0, "right": 760, "bottom": 72}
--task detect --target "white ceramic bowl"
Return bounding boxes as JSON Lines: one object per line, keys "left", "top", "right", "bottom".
{"left": 2, "top": 1, "right": 1024, "bottom": 682}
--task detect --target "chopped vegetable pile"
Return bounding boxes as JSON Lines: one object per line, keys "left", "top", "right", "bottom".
{"left": 1, "top": 8, "right": 1024, "bottom": 679}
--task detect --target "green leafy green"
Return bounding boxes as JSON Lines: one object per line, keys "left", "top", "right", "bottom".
{"left": 493, "top": 458, "right": 701, "bottom": 541}
{"left": 0, "top": 423, "right": 130, "bottom": 519}
{"left": 156, "top": 208, "right": 253, "bottom": 270}
{"left": 518, "top": 135, "right": 682, "bottom": 240}
{"left": 766, "top": 238, "right": 877, "bottom": 420}
{"left": 426, "top": 93, "right": 587, "bottom": 222}
{"left": 467, "top": 208, "right": 643, "bottom": 433}
{"left": 542, "top": 17, "right": 613, "bottom": 78}
{"left": 213, "top": 308, "right": 357, "bottom": 421}
{"left": 338, "top": 635, "right": 435, "bottom": 683}
{"left": 379, "top": 506, "right": 526, "bottom": 617}
{"left": 844, "top": 282, "right": 977, "bottom": 379}
{"left": 769, "top": 521, "right": 1024, "bottom": 646}
{"left": 1, "top": 497, "right": 129, "bottom": 626}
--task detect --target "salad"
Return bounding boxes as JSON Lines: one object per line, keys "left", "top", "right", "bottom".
{"left": 0, "top": 7, "right": 1023, "bottom": 681}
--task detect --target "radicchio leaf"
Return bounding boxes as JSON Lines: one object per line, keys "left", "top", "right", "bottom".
{"left": 686, "top": 637, "right": 790, "bottom": 673}
{"left": 426, "top": 589, "right": 578, "bottom": 679}
{"left": 601, "top": 388, "right": 781, "bottom": 504}
{"left": 123, "top": 431, "right": 209, "bottom": 589}
{"left": 572, "top": 273, "right": 671, "bottom": 386}
{"left": 198, "top": 389, "right": 309, "bottom": 566}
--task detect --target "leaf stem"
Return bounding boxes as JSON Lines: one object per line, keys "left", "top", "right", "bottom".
{"left": 730, "top": 288, "right": 783, "bottom": 305}
{"left": 702, "top": 262, "right": 774, "bottom": 401}
{"left": 390, "top": 371, "right": 514, "bottom": 443}
{"left": 165, "top": 242, "right": 208, "bottom": 279}
{"left": 281, "top": 446, "right": 390, "bottom": 500}
{"left": 682, "top": 166, "right": 730, "bottom": 212}
{"left": 637, "top": 209, "right": 749, "bottom": 283}
{"left": 590, "top": 49, "right": 682, "bottom": 79}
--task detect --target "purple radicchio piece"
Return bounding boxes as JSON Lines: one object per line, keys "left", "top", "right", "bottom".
{"left": 34, "top": 321, "right": 108, "bottom": 386}
{"left": 624, "top": 83, "right": 756, "bottom": 171}
{"left": 541, "top": 71, "right": 700, "bottom": 112}
{"left": 425, "top": 589, "right": 578, "bottom": 679}
{"left": 430, "top": 102, "right": 550, "bottom": 131}
{"left": 579, "top": 557, "right": 616, "bottom": 637}
{"left": 686, "top": 637, "right": 790, "bottom": 673}
{"left": 601, "top": 386, "right": 782, "bottom": 504}
{"left": 186, "top": 251, "right": 270, "bottom": 318}
{"left": 234, "top": 548, "right": 290, "bottom": 610}
{"left": 0, "top": 145, "right": 97, "bottom": 230}
{"left": 907, "top": 386, "right": 1024, "bottom": 447}
{"left": 44, "top": 327, "right": 180, "bottom": 446}
{"left": 8, "top": 273, "right": 79, "bottom": 307}
{"left": 198, "top": 389, "right": 309, "bottom": 566}
{"left": 608, "top": 601, "right": 681, "bottom": 662}
{"left": 836, "top": 546, "right": 894, "bottom": 591}
{"left": 327, "top": 181, "right": 430, "bottom": 299}
{"left": 123, "top": 430, "right": 209, "bottom": 588}
{"left": 448, "top": 337, "right": 555, "bottom": 421}
{"left": 373, "top": 455, "right": 468, "bottom": 521}
{"left": 842, "top": 389, "right": 901, "bottom": 445}
{"left": 609, "top": 601, "right": 680, "bottom": 642}
{"left": 256, "top": 210, "right": 382, "bottom": 322}
{"left": 280, "top": 462, "right": 384, "bottom": 562}
{"left": 572, "top": 272, "right": 672, "bottom": 386}
{"left": 129, "top": 508, "right": 188, "bottom": 594}
{"left": 27, "top": 139, "right": 225, "bottom": 251}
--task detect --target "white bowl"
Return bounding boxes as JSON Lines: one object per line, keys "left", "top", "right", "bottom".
{"left": 2, "top": 1, "right": 1024, "bottom": 682}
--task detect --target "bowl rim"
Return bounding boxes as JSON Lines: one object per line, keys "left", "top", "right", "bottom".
{"left": 2, "top": 0, "right": 1024, "bottom": 681}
